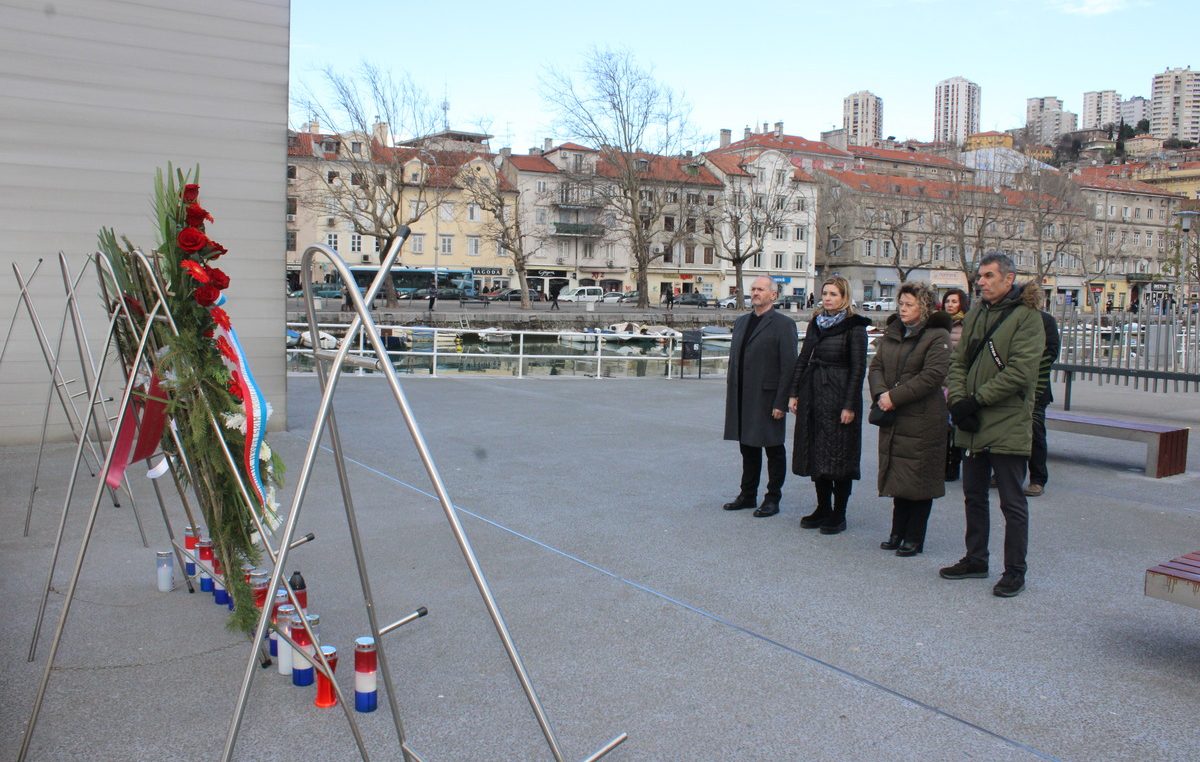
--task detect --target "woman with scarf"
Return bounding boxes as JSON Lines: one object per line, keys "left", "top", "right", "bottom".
{"left": 868, "top": 282, "right": 952, "bottom": 556}
{"left": 941, "top": 288, "right": 970, "bottom": 481}
{"left": 788, "top": 276, "right": 872, "bottom": 534}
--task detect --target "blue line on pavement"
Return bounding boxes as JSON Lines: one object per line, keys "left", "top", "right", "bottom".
{"left": 331, "top": 446, "right": 1058, "bottom": 761}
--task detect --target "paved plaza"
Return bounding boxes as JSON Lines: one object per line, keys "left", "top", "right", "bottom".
{"left": 2, "top": 373, "right": 1199, "bottom": 760}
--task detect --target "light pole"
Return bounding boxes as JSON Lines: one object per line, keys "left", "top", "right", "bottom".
{"left": 1174, "top": 210, "right": 1199, "bottom": 313}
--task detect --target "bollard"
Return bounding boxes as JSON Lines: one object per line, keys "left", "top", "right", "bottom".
{"left": 354, "top": 636, "right": 377, "bottom": 713}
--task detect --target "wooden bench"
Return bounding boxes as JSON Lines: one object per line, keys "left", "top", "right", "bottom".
{"left": 1045, "top": 410, "right": 1189, "bottom": 478}
{"left": 1145, "top": 551, "right": 1200, "bottom": 610}
{"left": 459, "top": 297, "right": 490, "bottom": 308}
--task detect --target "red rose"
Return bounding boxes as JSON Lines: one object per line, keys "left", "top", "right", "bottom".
{"left": 182, "top": 184, "right": 200, "bottom": 203}
{"left": 194, "top": 285, "right": 220, "bottom": 306}
{"left": 205, "top": 266, "right": 230, "bottom": 290}
{"left": 178, "top": 227, "right": 208, "bottom": 252}
{"left": 207, "top": 241, "right": 228, "bottom": 259}
{"left": 185, "top": 203, "right": 213, "bottom": 227}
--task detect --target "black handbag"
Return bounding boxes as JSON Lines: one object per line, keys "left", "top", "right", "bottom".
{"left": 868, "top": 403, "right": 896, "bottom": 427}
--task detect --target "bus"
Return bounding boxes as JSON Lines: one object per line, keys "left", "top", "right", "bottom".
{"left": 325, "top": 266, "right": 477, "bottom": 296}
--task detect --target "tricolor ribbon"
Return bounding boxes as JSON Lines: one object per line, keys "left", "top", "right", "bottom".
{"left": 211, "top": 294, "right": 270, "bottom": 513}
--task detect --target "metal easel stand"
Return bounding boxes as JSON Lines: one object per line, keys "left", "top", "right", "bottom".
{"left": 11, "top": 257, "right": 146, "bottom": 539}
{"left": 219, "top": 233, "right": 626, "bottom": 762}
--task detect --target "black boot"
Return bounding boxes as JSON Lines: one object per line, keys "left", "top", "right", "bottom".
{"left": 801, "top": 479, "right": 832, "bottom": 529}
{"left": 722, "top": 493, "right": 756, "bottom": 511}
{"left": 820, "top": 480, "right": 851, "bottom": 534}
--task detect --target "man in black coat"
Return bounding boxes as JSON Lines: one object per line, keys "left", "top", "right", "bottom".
{"left": 1026, "top": 307, "right": 1060, "bottom": 496}
{"left": 722, "top": 276, "right": 799, "bottom": 517}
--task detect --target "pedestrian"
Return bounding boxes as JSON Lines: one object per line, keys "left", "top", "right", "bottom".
{"left": 428, "top": 286, "right": 437, "bottom": 312}
{"left": 941, "top": 288, "right": 970, "bottom": 481}
{"left": 940, "top": 251, "right": 1045, "bottom": 598}
{"left": 342, "top": 285, "right": 353, "bottom": 311}
{"left": 722, "top": 276, "right": 798, "bottom": 518}
{"left": 787, "top": 276, "right": 872, "bottom": 534}
{"left": 806, "top": 291, "right": 815, "bottom": 309}
{"left": 868, "top": 282, "right": 951, "bottom": 556}
{"left": 666, "top": 289, "right": 675, "bottom": 310}
{"left": 1025, "top": 299, "right": 1060, "bottom": 497}
{"left": 550, "top": 288, "right": 560, "bottom": 310}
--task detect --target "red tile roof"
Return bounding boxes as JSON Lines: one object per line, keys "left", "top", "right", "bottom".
{"left": 789, "top": 158, "right": 816, "bottom": 183}
{"left": 595, "top": 150, "right": 724, "bottom": 187}
{"left": 716, "top": 133, "right": 852, "bottom": 160}
{"left": 702, "top": 152, "right": 752, "bottom": 177}
{"left": 549, "top": 142, "right": 597, "bottom": 153}
{"left": 818, "top": 169, "right": 1046, "bottom": 208}
{"left": 848, "top": 145, "right": 964, "bottom": 170}
{"left": 506, "top": 154, "right": 559, "bottom": 173}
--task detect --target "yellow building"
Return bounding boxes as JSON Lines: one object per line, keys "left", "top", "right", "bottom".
{"left": 963, "top": 131, "right": 1014, "bottom": 151}
{"left": 1130, "top": 160, "right": 1200, "bottom": 201}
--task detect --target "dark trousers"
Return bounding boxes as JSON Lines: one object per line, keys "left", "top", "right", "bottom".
{"left": 550, "top": 298, "right": 560, "bottom": 310}
{"left": 962, "top": 452, "right": 1029, "bottom": 576}
{"left": 739, "top": 443, "right": 786, "bottom": 499}
{"left": 890, "top": 497, "right": 933, "bottom": 546}
{"left": 1029, "top": 403, "right": 1049, "bottom": 487}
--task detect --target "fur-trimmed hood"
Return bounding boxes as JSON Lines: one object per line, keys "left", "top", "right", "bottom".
{"left": 884, "top": 309, "right": 953, "bottom": 333}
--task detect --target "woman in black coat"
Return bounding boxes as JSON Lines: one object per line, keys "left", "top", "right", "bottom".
{"left": 788, "top": 276, "right": 872, "bottom": 534}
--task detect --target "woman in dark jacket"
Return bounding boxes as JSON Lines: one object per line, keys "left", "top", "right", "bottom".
{"left": 868, "top": 282, "right": 951, "bottom": 556}
{"left": 788, "top": 276, "right": 872, "bottom": 534}
{"left": 941, "top": 288, "right": 970, "bottom": 481}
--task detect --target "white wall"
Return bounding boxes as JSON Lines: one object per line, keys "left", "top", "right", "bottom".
{"left": 0, "top": 0, "right": 289, "bottom": 444}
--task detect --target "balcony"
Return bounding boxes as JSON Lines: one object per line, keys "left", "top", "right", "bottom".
{"left": 554, "top": 188, "right": 603, "bottom": 208}
{"left": 553, "top": 222, "right": 605, "bottom": 237}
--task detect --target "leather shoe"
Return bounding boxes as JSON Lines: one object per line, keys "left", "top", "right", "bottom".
{"left": 895, "top": 540, "right": 923, "bottom": 556}
{"left": 722, "top": 494, "right": 756, "bottom": 511}
{"left": 880, "top": 535, "right": 902, "bottom": 550}
{"left": 1024, "top": 483, "right": 1044, "bottom": 497}
{"left": 753, "top": 499, "right": 779, "bottom": 517}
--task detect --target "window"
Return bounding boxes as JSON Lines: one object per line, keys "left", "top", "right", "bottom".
{"left": 917, "top": 243, "right": 926, "bottom": 260}
{"left": 934, "top": 243, "right": 943, "bottom": 261}
{"left": 351, "top": 234, "right": 362, "bottom": 253}
{"left": 286, "top": 231, "right": 296, "bottom": 252}
{"left": 1108, "top": 205, "right": 1115, "bottom": 217}
{"left": 409, "top": 170, "right": 420, "bottom": 182}
{"left": 537, "top": 180, "right": 547, "bottom": 193}
{"left": 775, "top": 169, "right": 786, "bottom": 185}
{"left": 350, "top": 141, "right": 362, "bottom": 155}
{"left": 1134, "top": 207, "right": 1142, "bottom": 219}
{"left": 375, "top": 238, "right": 381, "bottom": 252}
{"left": 901, "top": 242, "right": 909, "bottom": 260}
{"left": 1122, "top": 206, "right": 1130, "bottom": 219}
{"left": 1147, "top": 231, "right": 1154, "bottom": 248}
{"left": 703, "top": 219, "right": 714, "bottom": 235}
{"left": 350, "top": 173, "right": 363, "bottom": 186}
{"left": 664, "top": 191, "right": 678, "bottom": 203}
{"left": 751, "top": 252, "right": 762, "bottom": 268}
{"left": 439, "top": 203, "right": 454, "bottom": 221}
{"left": 773, "top": 251, "right": 785, "bottom": 269}
{"left": 639, "top": 189, "right": 654, "bottom": 202}
{"left": 1133, "top": 231, "right": 1141, "bottom": 246}
{"left": 467, "top": 236, "right": 481, "bottom": 256}
{"left": 467, "top": 203, "right": 480, "bottom": 222}
{"left": 795, "top": 198, "right": 807, "bottom": 212}
{"left": 773, "top": 225, "right": 786, "bottom": 240}
{"left": 408, "top": 200, "right": 427, "bottom": 217}
{"left": 439, "top": 235, "right": 452, "bottom": 254}
{"left": 684, "top": 245, "right": 695, "bottom": 264}
{"left": 287, "top": 164, "right": 297, "bottom": 179}
{"left": 535, "top": 208, "right": 548, "bottom": 225}
{"left": 794, "top": 225, "right": 806, "bottom": 241}
{"left": 707, "top": 194, "right": 715, "bottom": 206}
{"left": 883, "top": 241, "right": 893, "bottom": 259}
{"left": 327, "top": 171, "right": 339, "bottom": 183}
{"left": 326, "top": 233, "right": 338, "bottom": 251}
{"left": 687, "top": 193, "right": 700, "bottom": 205}
{"left": 864, "top": 240, "right": 874, "bottom": 258}
{"left": 664, "top": 215, "right": 675, "bottom": 231}
{"left": 411, "top": 234, "right": 424, "bottom": 254}
{"left": 793, "top": 253, "right": 804, "bottom": 270}
{"left": 287, "top": 196, "right": 297, "bottom": 215}
{"left": 774, "top": 196, "right": 786, "bottom": 210}
{"left": 583, "top": 243, "right": 594, "bottom": 259}
{"left": 1108, "top": 230, "right": 1115, "bottom": 244}
{"left": 663, "top": 245, "right": 674, "bottom": 264}
{"left": 753, "top": 194, "right": 765, "bottom": 209}
{"left": 704, "top": 246, "right": 714, "bottom": 264}
{"left": 686, "top": 217, "right": 696, "bottom": 233}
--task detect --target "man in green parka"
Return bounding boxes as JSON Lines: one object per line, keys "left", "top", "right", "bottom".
{"left": 939, "top": 252, "right": 1045, "bottom": 598}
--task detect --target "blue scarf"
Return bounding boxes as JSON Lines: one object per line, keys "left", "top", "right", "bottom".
{"left": 815, "top": 310, "right": 847, "bottom": 330}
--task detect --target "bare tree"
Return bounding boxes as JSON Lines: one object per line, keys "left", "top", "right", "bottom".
{"left": 929, "top": 170, "right": 1016, "bottom": 291}
{"left": 294, "top": 63, "right": 448, "bottom": 306}
{"left": 701, "top": 150, "right": 810, "bottom": 307}
{"left": 865, "top": 205, "right": 935, "bottom": 284}
{"left": 812, "top": 172, "right": 862, "bottom": 277}
{"left": 460, "top": 159, "right": 545, "bottom": 309}
{"left": 542, "top": 47, "right": 696, "bottom": 307}
{"left": 1011, "top": 168, "right": 1089, "bottom": 284}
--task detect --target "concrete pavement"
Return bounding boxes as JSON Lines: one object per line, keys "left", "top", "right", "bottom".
{"left": 2, "top": 374, "right": 1198, "bottom": 760}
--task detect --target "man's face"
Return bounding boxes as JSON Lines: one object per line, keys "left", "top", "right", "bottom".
{"left": 977, "top": 262, "right": 1015, "bottom": 304}
{"left": 750, "top": 278, "right": 776, "bottom": 310}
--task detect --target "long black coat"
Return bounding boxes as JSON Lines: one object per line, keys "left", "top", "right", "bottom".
{"left": 868, "top": 312, "right": 952, "bottom": 500}
{"left": 789, "top": 313, "right": 872, "bottom": 479}
{"left": 723, "top": 309, "right": 798, "bottom": 447}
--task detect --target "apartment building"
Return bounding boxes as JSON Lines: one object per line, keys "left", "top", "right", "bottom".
{"left": 843, "top": 91, "right": 884, "bottom": 147}
{"left": 1120, "top": 96, "right": 1150, "bottom": 127}
{"left": 1026, "top": 96, "right": 1079, "bottom": 145}
{"left": 1151, "top": 67, "right": 1200, "bottom": 143}
{"left": 1082, "top": 90, "right": 1120, "bottom": 130}
{"left": 847, "top": 144, "right": 966, "bottom": 181}
{"left": 934, "top": 77, "right": 981, "bottom": 146}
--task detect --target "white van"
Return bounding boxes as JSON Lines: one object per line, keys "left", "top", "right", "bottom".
{"left": 558, "top": 286, "right": 604, "bottom": 302}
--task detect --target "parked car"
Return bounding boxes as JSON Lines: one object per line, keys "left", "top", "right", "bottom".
{"left": 774, "top": 294, "right": 806, "bottom": 310}
{"left": 412, "top": 287, "right": 471, "bottom": 300}
{"left": 597, "top": 291, "right": 625, "bottom": 303}
{"left": 558, "top": 286, "right": 604, "bottom": 302}
{"left": 491, "top": 288, "right": 542, "bottom": 302}
{"left": 675, "top": 292, "right": 709, "bottom": 307}
{"left": 617, "top": 290, "right": 642, "bottom": 303}
{"left": 861, "top": 296, "right": 897, "bottom": 311}
{"left": 718, "top": 294, "right": 751, "bottom": 309}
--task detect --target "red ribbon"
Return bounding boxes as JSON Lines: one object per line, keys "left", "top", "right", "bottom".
{"left": 105, "top": 374, "right": 168, "bottom": 489}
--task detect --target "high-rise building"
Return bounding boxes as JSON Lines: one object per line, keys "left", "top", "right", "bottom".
{"left": 1082, "top": 90, "right": 1120, "bottom": 129}
{"left": 1151, "top": 67, "right": 1200, "bottom": 142}
{"left": 933, "top": 76, "right": 980, "bottom": 146}
{"left": 1120, "top": 96, "right": 1150, "bottom": 128}
{"left": 1025, "top": 97, "right": 1078, "bottom": 145}
{"left": 842, "top": 90, "right": 883, "bottom": 146}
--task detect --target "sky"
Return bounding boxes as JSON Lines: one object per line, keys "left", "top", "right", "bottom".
{"left": 290, "top": 0, "right": 1196, "bottom": 152}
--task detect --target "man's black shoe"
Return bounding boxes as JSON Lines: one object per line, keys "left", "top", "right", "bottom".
{"left": 938, "top": 558, "right": 988, "bottom": 579}
{"left": 993, "top": 573, "right": 1025, "bottom": 597}
{"left": 722, "top": 495, "right": 756, "bottom": 511}
{"left": 753, "top": 499, "right": 779, "bottom": 517}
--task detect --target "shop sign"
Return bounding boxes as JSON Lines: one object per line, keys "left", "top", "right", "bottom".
{"left": 471, "top": 267, "right": 503, "bottom": 275}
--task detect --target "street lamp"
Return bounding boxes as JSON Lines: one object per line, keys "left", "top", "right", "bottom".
{"left": 1174, "top": 210, "right": 1200, "bottom": 312}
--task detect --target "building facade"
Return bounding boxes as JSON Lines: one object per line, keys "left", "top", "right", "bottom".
{"left": 1082, "top": 90, "right": 1121, "bottom": 130}
{"left": 1151, "top": 67, "right": 1200, "bottom": 143}
{"left": 1026, "top": 96, "right": 1079, "bottom": 145}
{"left": 934, "top": 77, "right": 981, "bottom": 146}
{"left": 1120, "top": 96, "right": 1150, "bottom": 127}
{"left": 843, "top": 90, "right": 884, "bottom": 147}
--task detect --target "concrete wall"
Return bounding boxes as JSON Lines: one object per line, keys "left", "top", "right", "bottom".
{"left": 0, "top": 0, "right": 289, "bottom": 444}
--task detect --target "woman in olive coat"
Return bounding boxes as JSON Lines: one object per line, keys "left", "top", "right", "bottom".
{"left": 868, "top": 282, "right": 952, "bottom": 556}
{"left": 788, "top": 276, "right": 872, "bottom": 534}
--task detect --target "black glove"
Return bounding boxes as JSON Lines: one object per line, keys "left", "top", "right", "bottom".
{"left": 949, "top": 396, "right": 982, "bottom": 432}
